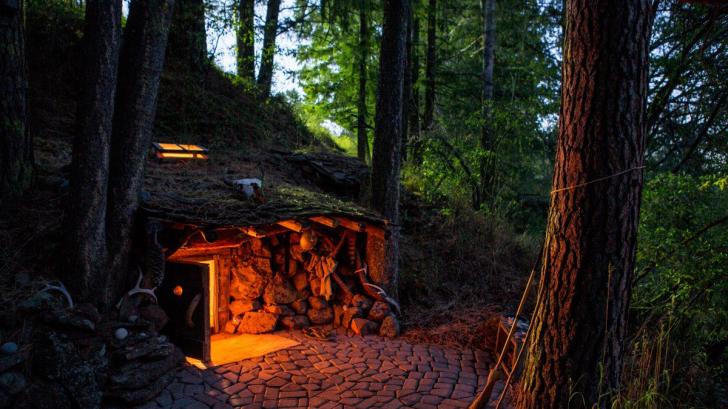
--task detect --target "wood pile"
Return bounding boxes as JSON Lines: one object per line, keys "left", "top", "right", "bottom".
{"left": 222, "top": 224, "right": 400, "bottom": 338}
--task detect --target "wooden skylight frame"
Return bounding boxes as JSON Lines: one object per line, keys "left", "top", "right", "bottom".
{"left": 152, "top": 142, "right": 209, "bottom": 160}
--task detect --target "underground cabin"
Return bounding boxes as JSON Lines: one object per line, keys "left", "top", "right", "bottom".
{"left": 133, "top": 147, "right": 399, "bottom": 365}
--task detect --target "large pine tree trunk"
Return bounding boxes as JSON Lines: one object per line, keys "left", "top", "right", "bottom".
{"left": 237, "top": 0, "right": 255, "bottom": 82}
{"left": 167, "top": 0, "right": 206, "bottom": 73}
{"left": 63, "top": 0, "right": 122, "bottom": 302}
{"left": 423, "top": 0, "right": 435, "bottom": 129}
{"left": 476, "top": 0, "right": 495, "bottom": 208}
{"left": 357, "top": 0, "right": 368, "bottom": 163}
{"left": 0, "top": 0, "right": 32, "bottom": 199}
{"left": 516, "top": 0, "right": 650, "bottom": 407}
{"left": 408, "top": 7, "right": 421, "bottom": 164}
{"left": 370, "top": 0, "right": 409, "bottom": 299}
{"left": 401, "top": 5, "right": 412, "bottom": 162}
{"left": 257, "top": 0, "right": 281, "bottom": 98}
{"left": 106, "top": 0, "right": 175, "bottom": 307}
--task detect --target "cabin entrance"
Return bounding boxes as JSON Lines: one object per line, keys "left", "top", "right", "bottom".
{"left": 158, "top": 261, "right": 211, "bottom": 361}
{"left": 155, "top": 217, "right": 397, "bottom": 365}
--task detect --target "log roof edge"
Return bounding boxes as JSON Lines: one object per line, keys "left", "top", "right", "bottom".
{"left": 141, "top": 163, "right": 386, "bottom": 229}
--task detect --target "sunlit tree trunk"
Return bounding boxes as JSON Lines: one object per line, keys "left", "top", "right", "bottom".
{"left": 370, "top": 0, "right": 409, "bottom": 299}
{"left": 476, "top": 0, "right": 495, "bottom": 208}
{"left": 516, "top": 0, "right": 650, "bottom": 407}
{"left": 357, "top": 0, "right": 368, "bottom": 163}
{"left": 63, "top": 0, "right": 122, "bottom": 302}
{"left": 258, "top": 0, "right": 281, "bottom": 98}
{"left": 237, "top": 0, "right": 255, "bottom": 82}
{"left": 0, "top": 0, "right": 32, "bottom": 199}
{"left": 423, "top": 0, "right": 435, "bottom": 129}
{"left": 106, "top": 0, "right": 175, "bottom": 307}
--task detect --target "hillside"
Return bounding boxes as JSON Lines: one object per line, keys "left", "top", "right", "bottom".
{"left": 5, "top": 3, "right": 535, "bottom": 346}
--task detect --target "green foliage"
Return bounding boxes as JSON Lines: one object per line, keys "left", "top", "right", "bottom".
{"left": 620, "top": 173, "right": 728, "bottom": 407}
{"left": 294, "top": 0, "right": 380, "bottom": 154}
{"left": 646, "top": 3, "right": 728, "bottom": 174}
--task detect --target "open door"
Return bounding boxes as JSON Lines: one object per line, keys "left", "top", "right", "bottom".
{"left": 158, "top": 261, "right": 210, "bottom": 361}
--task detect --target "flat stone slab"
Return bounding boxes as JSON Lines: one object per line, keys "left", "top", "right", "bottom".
{"left": 134, "top": 329, "right": 504, "bottom": 409}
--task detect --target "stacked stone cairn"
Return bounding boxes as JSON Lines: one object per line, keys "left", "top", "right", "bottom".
{"left": 0, "top": 283, "right": 182, "bottom": 409}
{"left": 222, "top": 230, "right": 400, "bottom": 338}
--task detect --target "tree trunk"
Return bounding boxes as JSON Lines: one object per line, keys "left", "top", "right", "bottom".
{"left": 357, "top": 0, "right": 368, "bottom": 163}
{"left": 423, "top": 0, "right": 435, "bottom": 129}
{"left": 237, "top": 0, "right": 255, "bottom": 82}
{"left": 0, "top": 0, "right": 32, "bottom": 199}
{"left": 167, "top": 0, "right": 206, "bottom": 73}
{"left": 401, "top": 1, "right": 412, "bottom": 162}
{"left": 370, "top": 0, "right": 409, "bottom": 299}
{"left": 63, "top": 0, "right": 122, "bottom": 302}
{"left": 258, "top": 0, "right": 281, "bottom": 98}
{"left": 106, "top": 0, "right": 175, "bottom": 307}
{"left": 476, "top": 0, "right": 495, "bottom": 208}
{"left": 409, "top": 7, "right": 421, "bottom": 164}
{"left": 516, "top": 0, "right": 650, "bottom": 408}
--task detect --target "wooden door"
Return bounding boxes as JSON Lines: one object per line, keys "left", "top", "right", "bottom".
{"left": 158, "top": 261, "right": 210, "bottom": 361}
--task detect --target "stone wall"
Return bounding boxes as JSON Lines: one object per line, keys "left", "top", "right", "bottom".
{"left": 218, "top": 226, "right": 399, "bottom": 338}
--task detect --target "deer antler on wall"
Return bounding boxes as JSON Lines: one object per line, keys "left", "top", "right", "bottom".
{"left": 116, "top": 267, "right": 158, "bottom": 309}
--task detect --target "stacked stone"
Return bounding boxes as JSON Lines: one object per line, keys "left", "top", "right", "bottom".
{"left": 224, "top": 234, "right": 399, "bottom": 338}
{"left": 1, "top": 290, "right": 182, "bottom": 408}
{"left": 224, "top": 237, "right": 313, "bottom": 334}
{"left": 333, "top": 295, "right": 400, "bottom": 337}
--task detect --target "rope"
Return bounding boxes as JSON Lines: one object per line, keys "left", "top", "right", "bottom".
{"left": 468, "top": 242, "right": 544, "bottom": 409}
{"left": 494, "top": 247, "right": 548, "bottom": 409}
{"left": 550, "top": 165, "right": 645, "bottom": 195}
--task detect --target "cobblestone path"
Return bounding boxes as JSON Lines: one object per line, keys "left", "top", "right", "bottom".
{"left": 136, "top": 330, "right": 503, "bottom": 409}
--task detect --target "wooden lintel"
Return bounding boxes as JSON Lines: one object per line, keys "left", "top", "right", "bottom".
{"left": 334, "top": 217, "right": 366, "bottom": 233}
{"left": 239, "top": 225, "right": 288, "bottom": 238}
{"left": 309, "top": 216, "right": 338, "bottom": 228}
{"left": 276, "top": 219, "right": 310, "bottom": 233}
{"left": 239, "top": 226, "right": 267, "bottom": 238}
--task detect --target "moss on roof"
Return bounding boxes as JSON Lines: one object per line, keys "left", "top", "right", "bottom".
{"left": 141, "top": 157, "right": 383, "bottom": 227}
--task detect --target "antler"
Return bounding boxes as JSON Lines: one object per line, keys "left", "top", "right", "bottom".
{"left": 362, "top": 282, "right": 401, "bottom": 315}
{"left": 116, "top": 267, "right": 158, "bottom": 309}
{"left": 39, "top": 281, "right": 74, "bottom": 309}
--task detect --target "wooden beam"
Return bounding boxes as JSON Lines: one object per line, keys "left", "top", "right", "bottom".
{"left": 309, "top": 216, "right": 339, "bottom": 228}
{"left": 276, "top": 219, "right": 311, "bottom": 233}
{"left": 239, "top": 225, "right": 288, "bottom": 238}
{"left": 333, "top": 217, "right": 366, "bottom": 233}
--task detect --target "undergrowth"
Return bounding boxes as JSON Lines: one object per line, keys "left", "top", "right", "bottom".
{"left": 399, "top": 198, "right": 539, "bottom": 351}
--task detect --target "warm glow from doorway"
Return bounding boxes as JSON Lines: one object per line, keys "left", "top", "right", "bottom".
{"left": 200, "top": 260, "right": 216, "bottom": 331}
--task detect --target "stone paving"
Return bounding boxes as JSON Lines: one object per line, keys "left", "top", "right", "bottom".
{"left": 135, "top": 329, "right": 505, "bottom": 409}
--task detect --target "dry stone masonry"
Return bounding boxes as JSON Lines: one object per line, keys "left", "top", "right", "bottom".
{"left": 222, "top": 228, "right": 400, "bottom": 338}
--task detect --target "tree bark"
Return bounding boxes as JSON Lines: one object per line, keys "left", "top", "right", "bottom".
{"left": 401, "top": 1, "right": 412, "bottom": 162}
{"left": 237, "top": 0, "right": 255, "bottom": 82}
{"left": 423, "top": 0, "right": 435, "bottom": 129}
{"left": 106, "top": 0, "right": 175, "bottom": 307}
{"left": 0, "top": 0, "right": 32, "bottom": 199}
{"left": 167, "top": 0, "right": 206, "bottom": 73}
{"left": 357, "top": 0, "right": 368, "bottom": 163}
{"left": 258, "top": 0, "right": 281, "bottom": 98}
{"left": 370, "top": 0, "right": 409, "bottom": 300}
{"left": 409, "top": 6, "right": 421, "bottom": 164}
{"left": 476, "top": 0, "right": 495, "bottom": 208}
{"left": 516, "top": 0, "right": 650, "bottom": 408}
{"left": 63, "top": 0, "right": 122, "bottom": 302}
